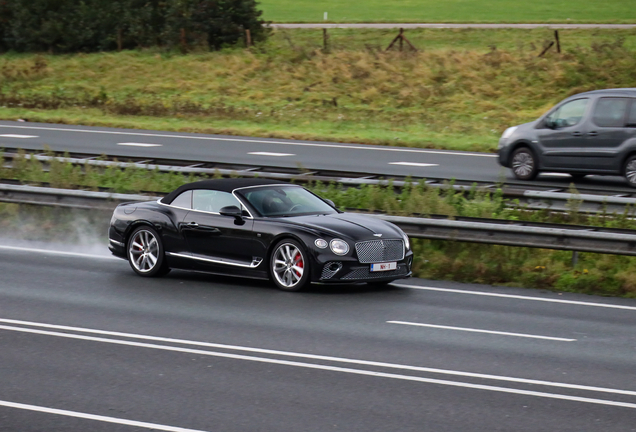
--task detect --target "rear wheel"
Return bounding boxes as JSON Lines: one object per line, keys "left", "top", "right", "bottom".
{"left": 624, "top": 155, "right": 636, "bottom": 188}
{"left": 511, "top": 147, "right": 538, "bottom": 180}
{"left": 127, "top": 226, "right": 169, "bottom": 277}
{"left": 270, "top": 239, "right": 310, "bottom": 292}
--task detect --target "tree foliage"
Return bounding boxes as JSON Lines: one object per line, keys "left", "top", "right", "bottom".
{"left": 0, "top": 0, "right": 267, "bottom": 53}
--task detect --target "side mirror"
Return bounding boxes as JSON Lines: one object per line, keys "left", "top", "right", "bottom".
{"left": 544, "top": 119, "right": 556, "bottom": 129}
{"left": 219, "top": 205, "right": 244, "bottom": 224}
{"left": 324, "top": 199, "right": 335, "bottom": 208}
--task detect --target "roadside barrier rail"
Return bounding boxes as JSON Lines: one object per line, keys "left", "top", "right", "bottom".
{"left": 2, "top": 184, "right": 636, "bottom": 258}
{"left": 4, "top": 151, "right": 636, "bottom": 215}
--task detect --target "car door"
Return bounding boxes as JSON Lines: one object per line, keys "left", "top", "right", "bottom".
{"left": 181, "top": 189, "right": 259, "bottom": 268}
{"left": 536, "top": 98, "right": 590, "bottom": 168}
{"left": 582, "top": 97, "right": 636, "bottom": 170}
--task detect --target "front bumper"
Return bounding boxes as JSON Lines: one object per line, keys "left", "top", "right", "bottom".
{"left": 498, "top": 141, "right": 512, "bottom": 168}
{"left": 316, "top": 254, "right": 413, "bottom": 284}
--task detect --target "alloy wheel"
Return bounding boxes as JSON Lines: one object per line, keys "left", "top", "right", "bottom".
{"left": 272, "top": 242, "right": 306, "bottom": 290}
{"left": 129, "top": 229, "right": 160, "bottom": 273}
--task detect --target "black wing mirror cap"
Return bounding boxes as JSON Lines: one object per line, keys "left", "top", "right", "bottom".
{"left": 219, "top": 205, "right": 245, "bottom": 225}
{"left": 220, "top": 205, "right": 243, "bottom": 218}
{"left": 544, "top": 119, "right": 556, "bottom": 129}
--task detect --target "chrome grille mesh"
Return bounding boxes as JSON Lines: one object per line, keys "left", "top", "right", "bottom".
{"left": 355, "top": 239, "right": 404, "bottom": 264}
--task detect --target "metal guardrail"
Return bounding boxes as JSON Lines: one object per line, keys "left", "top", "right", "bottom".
{"left": 3, "top": 184, "right": 636, "bottom": 257}
{"left": 5, "top": 150, "right": 636, "bottom": 215}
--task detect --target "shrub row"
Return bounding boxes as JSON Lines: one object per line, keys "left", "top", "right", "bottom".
{"left": 0, "top": 0, "right": 267, "bottom": 53}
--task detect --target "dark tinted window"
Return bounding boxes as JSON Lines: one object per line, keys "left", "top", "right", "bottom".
{"left": 170, "top": 190, "right": 192, "bottom": 209}
{"left": 592, "top": 97, "right": 629, "bottom": 127}
{"left": 239, "top": 186, "right": 335, "bottom": 217}
{"left": 627, "top": 100, "right": 636, "bottom": 127}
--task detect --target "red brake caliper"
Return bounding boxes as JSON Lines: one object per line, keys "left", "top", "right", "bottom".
{"left": 294, "top": 252, "right": 303, "bottom": 277}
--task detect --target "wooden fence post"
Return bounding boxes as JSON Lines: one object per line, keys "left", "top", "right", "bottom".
{"left": 323, "top": 28, "right": 329, "bottom": 52}
{"left": 245, "top": 29, "right": 252, "bottom": 47}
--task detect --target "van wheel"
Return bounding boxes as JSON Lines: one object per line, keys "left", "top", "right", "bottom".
{"left": 511, "top": 147, "right": 538, "bottom": 181}
{"left": 624, "top": 155, "right": 636, "bottom": 188}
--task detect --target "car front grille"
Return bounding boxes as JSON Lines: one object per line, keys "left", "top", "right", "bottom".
{"left": 355, "top": 239, "right": 404, "bottom": 264}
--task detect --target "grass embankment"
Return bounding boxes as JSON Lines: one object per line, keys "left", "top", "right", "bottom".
{"left": 2, "top": 29, "right": 636, "bottom": 152}
{"left": 2, "top": 150, "right": 636, "bottom": 298}
{"left": 260, "top": 0, "right": 636, "bottom": 23}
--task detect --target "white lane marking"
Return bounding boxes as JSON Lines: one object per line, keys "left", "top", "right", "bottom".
{"left": 0, "top": 400, "right": 209, "bottom": 432}
{"left": 118, "top": 142, "right": 162, "bottom": 147}
{"left": 392, "top": 283, "right": 636, "bottom": 311}
{"left": 248, "top": 151, "right": 295, "bottom": 157}
{"left": 389, "top": 162, "right": 439, "bottom": 167}
{"left": 387, "top": 321, "right": 576, "bottom": 341}
{"left": 0, "top": 124, "right": 497, "bottom": 157}
{"left": 2, "top": 319, "right": 636, "bottom": 398}
{"left": 0, "top": 134, "right": 38, "bottom": 138}
{"left": 0, "top": 245, "right": 117, "bottom": 260}
{"left": 1, "top": 324, "right": 635, "bottom": 409}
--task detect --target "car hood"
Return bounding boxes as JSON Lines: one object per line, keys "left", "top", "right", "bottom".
{"left": 278, "top": 212, "right": 404, "bottom": 240}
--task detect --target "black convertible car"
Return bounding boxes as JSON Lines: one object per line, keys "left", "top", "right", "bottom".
{"left": 108, "top": 179, "right": 413, "bottom": 291}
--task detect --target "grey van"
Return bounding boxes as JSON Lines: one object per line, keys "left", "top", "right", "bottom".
{"left": 498, "top": 88, "right": 636, "bottom": 186}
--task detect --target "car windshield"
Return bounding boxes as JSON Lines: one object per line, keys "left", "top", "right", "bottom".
{"left": 237, "top": 186, "right": 336, "bottom": 217}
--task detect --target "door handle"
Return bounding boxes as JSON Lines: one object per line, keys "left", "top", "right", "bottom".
{"left": 184, "top": 221, "right": 199, "bottom": 228}
{"left": 588, "top": 131, "right": 598, "bottom": 137}
{"left": 571, "top": 131, "right": 583, "bottom": 137}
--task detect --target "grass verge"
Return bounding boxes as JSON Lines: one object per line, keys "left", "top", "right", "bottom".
{"left": 2, "top": 28, "right": 636, "bottom": 152}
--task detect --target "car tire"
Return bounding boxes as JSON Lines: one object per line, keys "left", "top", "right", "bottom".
{"left": 624, "top": 155, "right": 636, "bottom": 188}
{"left": 127, "top": 226, "right": 169, "bottom": 277}
{"left": 270, "top": 239, "right": 310, "bottom": 292}
{"left": 511, "top": 147, "right": 538, "bottom": 181}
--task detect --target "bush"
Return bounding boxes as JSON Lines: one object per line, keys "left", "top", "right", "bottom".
{"left": 0, "top": 0, "right": 267, "bottom": 53}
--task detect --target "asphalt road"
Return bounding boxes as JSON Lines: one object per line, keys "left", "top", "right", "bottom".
{"left": 1, "top": 244, "right": 635, "bottom": 431}
{"left": 1, "top": 120, "right": 634, "bottom": 192}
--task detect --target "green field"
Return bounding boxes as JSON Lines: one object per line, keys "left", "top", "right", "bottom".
{"left": 2, "top": 28, "right": 635, "bottom": 153}
{"left": 259, "top": 0, "right": 636, "bottom": 23}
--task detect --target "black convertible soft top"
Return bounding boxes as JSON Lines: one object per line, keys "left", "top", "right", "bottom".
{"left": 161, "top": 178, "right": 290, "bottom": 204}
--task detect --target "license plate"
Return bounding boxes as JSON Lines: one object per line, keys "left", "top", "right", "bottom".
{"left": 370, "top": 262, "right": 397, "bottom": 272}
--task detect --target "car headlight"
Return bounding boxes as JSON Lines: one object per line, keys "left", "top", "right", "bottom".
{"left": 330, "top": 239, "right": 349, "bottom": 255}
{"left": 402, "top": 232, "right": 410, "bottom": 251}
{"left": 501, "top": 126, "right": 517, "bottom": 140}
{"left": 315, "top": 239, "right": 328, "bottom": 249}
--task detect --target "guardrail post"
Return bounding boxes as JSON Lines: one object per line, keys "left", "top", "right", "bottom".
{"left": 571, "top": 250, "right": 579, "bottom": 267}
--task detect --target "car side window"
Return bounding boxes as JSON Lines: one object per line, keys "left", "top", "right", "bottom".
{"left": 592, "top": 97, "right": 629, "bottom": 127}
{"left": 546, "top": 98, "right": 589, "bottom": 129}
{"left": 627, "top": 100, "right": 636, "bottom": 127}
{"left": 192, "top": 190, "right": 241, "bottom": 213}
{"left": 170, "top": 190, "right": 192, "bottom": 209}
